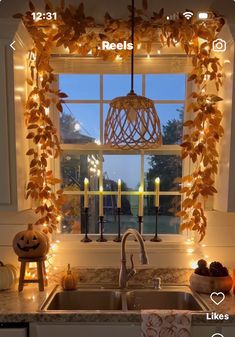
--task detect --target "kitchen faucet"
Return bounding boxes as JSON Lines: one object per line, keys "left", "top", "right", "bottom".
{"left": 119, "top": 228, "right": 149, "bottom": 288}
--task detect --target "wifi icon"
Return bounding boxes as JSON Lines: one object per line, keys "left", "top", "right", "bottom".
{"left": 183, "top": 11, "right": 194, "bottom": 20}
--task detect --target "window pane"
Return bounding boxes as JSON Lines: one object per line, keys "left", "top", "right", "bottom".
{"left": 104, "top": 195, "right": 139, "bottom": 233}
{"left": 104, "top": 75, "right": 142, "bottom": 100}
{"left": 146, "top": 74, "right": 186, "bottom": 100}
{"left": 61, "top": 104, "right": 100, "bottom": 143}
{"left": 156, "top": 104, "right": 184, "bottom": 144}
{"left": 61, "top": 195, "right": 99, "bottom": 234}
{"left": 59, "top": 74, "right": 100, "bottom": 100}
{"left": 143, "top": 195, "right": 181, "bottom": 234}
{"left": 61, "top": 151, "right": 100, "bottom": 190}
{"left": 144, "top": 155, "right": 182, "bottom": 191}
{"left": 103, "top": 155, "right": 140, "bottom": 190}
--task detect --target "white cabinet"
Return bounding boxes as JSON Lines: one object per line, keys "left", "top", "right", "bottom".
{"left": 30, "top": 323, "right": 140, "bottom": 337}
{"left": 192, "top": 325, "right": 235, "bottom": 337}
{"left": 222, "top": 326, "right": 235, "bottom": 337}
{"left": 192, "top": 326, "right": 216, "bottom": 337}
{"left": 0, "top": 328, "right": 27, "bottom": 337}
{"left": 0, "top": 19, "right": 32, "bottom": 211}
{"left": 29, "top": 322, "right": 235, "bottom": 337}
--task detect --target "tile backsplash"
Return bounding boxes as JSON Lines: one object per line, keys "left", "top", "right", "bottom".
{"left": 50, "top": 267, "right": 193, "bottom": 286}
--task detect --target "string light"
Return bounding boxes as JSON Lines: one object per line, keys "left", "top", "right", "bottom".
{"left": 187, "top": 248, "right": 194, "bottom": 254}
{"left": 14, "top": 65, "right": 25, "bottom": 70}
{"left": 74, "top": 122, "right": 81, "bottom": 131}
{"left": 28, "top": 50, "right": 36, "bottom": 62}
{"left": 15, "top": 87, "right": 24, "bottom": 92}
{"left": 204, "top": 74, "right": 210, "bottom": 81}
{"left": 115, "top": 55, "right": 122, "bottom": 61}
{"left": 190, "top": 261, "right": 198, "bottom": 269}
{"left": 45, "top": 240, "right": 61, "bottom": 276}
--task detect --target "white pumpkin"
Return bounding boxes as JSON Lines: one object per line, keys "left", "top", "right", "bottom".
{"left": 0, "top": 261, "right": 17, "bottom": 290}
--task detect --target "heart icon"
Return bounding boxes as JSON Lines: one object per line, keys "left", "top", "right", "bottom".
{"left": 210, "top": 292, "right": 225, "bottom": 305}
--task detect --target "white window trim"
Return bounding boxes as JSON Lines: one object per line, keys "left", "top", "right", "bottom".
{"left": 51, "top": 56, "right": 194, "bottom": 244}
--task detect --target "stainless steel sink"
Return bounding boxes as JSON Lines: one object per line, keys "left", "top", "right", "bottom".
{"left": 126, "top": 290, "right": 205, "bottom": 311}
{"left": 40, "top": 286, "right": 208, "bottom": 312}
{"left": 42, "top": 289, "right": 122, "bottom": 311}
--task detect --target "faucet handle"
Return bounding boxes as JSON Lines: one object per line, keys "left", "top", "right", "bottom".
{"left": 128, "top": 253, "right": 136, "bottom": 279}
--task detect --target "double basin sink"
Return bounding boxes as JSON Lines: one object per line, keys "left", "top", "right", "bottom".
{"left": 41, "top": 286, "right": 208, "bottom": 312}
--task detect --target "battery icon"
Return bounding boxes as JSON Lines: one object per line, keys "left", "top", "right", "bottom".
{"left": 198, "top": 12, "right": 209, "bottom": 19}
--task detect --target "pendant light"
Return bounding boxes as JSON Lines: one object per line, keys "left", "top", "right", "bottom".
{"left": 104, "top": 0, "right": 162, "bottom": 150}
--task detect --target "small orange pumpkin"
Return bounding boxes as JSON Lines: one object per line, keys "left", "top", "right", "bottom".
{"left": 13, "top": 224, "right": 50, "bottom": 258}
{"left": 61, "top": 264, "right": 77, "bottom": 290}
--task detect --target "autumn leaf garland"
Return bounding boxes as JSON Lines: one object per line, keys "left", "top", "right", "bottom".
{"left": 24, "top": 41, "right": 67, "bottom": 233}
{"left": 15, "top": 1, "right": 225, "bottom": 240}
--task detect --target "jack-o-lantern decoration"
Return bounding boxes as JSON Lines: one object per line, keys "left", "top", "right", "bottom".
{"left": 13, "top": 224, "right": 50, "bottom": 258}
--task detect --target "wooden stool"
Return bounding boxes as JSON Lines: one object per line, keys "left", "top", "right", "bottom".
{"left": 18, "top": 257, "right": 47, "bottom": 292}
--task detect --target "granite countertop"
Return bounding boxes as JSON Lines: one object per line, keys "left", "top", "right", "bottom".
{"left": 0, "top": 283, "right": 235, "bottom": 325}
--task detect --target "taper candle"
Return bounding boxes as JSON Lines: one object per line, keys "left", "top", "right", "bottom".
{"left": 155, "top": 177, "right": 160, "bottom": 207}
{"left": 84, "top": 178, "right": 89, "bottom": 208}
{"left": 99, "top": 186, "right": 104, "bottom": 216}
{"left": 138, "top": 186, "right": 143, "bottom": 217}
{"left": 117, "top": 179, "right": 121, "bottom": 209}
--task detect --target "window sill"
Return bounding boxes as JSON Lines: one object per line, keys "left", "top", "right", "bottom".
{"left": 54, "top": 233, "right": 193, "bottom": 252}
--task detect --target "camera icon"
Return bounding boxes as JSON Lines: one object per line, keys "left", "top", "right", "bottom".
{"left": 212, "top": 38, "right": 227, "bottom": 52}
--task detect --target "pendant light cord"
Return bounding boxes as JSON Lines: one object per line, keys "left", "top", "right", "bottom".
{"left": 130, "top": 0, "right": 135, "bottom": 94}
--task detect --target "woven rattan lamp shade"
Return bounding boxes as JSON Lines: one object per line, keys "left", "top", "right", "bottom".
{"left": 104, "top": 0, "right": 162, "bottom": 150}
{"left": 104, "top": 92, "right": 162, "bottom": 150}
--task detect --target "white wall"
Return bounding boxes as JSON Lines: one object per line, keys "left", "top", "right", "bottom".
{"left": 1, "top": 210, "right": 235, "bottom": 269}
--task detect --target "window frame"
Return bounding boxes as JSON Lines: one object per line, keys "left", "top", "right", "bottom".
{"left": 51, "top": 56, "right": 193, "bottom": 242}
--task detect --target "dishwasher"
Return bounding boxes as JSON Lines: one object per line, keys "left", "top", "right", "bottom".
{"left": 0, "top": 323, "right": 29, "bottom": 337}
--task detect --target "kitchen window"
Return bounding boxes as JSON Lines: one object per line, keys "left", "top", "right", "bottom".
{"left": 55, "top": 68, "right": 187, "bottom": 237}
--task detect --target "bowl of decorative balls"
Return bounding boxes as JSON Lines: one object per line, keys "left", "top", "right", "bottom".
{"left": 190, "top": 259, "right": 233, "bottom": 294}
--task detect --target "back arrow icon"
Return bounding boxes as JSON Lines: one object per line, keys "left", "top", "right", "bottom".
{"left": 10, "top": 41, "right": 16, "bottom": 50}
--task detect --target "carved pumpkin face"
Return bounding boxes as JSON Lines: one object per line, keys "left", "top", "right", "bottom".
{"left": 13, "top": 224, "right": 49, "bottom": 258}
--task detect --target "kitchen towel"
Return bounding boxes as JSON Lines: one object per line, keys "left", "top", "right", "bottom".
{"left": 141, "top": 310, "right": 192, "bottom": 337}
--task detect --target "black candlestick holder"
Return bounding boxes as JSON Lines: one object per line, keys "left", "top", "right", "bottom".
{"left": 81, "top": 208, "right": 92, "bottom": 242}
{"left": 113, "top": 208, "right": 122, "bottom": 242}
{"left": 150, "top": 206, "right": 162, "bottom": 242}
{"left": 137, "top": 215, "right": 145, "bottom": 241}
{"left": 96, "top": 216, "right": 107, "bottom": 242}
